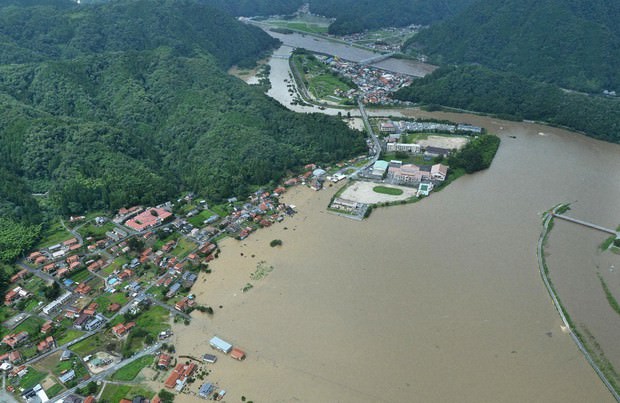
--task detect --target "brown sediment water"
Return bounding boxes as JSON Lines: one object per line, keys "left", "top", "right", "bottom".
{"left": 170, "top": 114, "right": 620, "bottom": 402}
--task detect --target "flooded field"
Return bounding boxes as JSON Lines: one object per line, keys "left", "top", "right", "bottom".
{"left": 170, "top": 112, "right": 620, "bottom": 402}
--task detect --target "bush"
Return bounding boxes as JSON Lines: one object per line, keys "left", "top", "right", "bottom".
{"left": 270, "top": 239, "right": 282, "bottom": 247}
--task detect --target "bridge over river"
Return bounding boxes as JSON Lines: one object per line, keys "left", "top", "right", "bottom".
{"left": 552, "top": 213, "right": 617, "bottom": 235}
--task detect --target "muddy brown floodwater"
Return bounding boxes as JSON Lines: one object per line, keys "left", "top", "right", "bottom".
{"left": 169, "top": 110, "right": 620, "bottom": 402}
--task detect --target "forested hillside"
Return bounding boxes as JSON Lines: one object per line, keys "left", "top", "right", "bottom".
{"left": 0, "top": 0, "right": 279, "bottom": 67}
{"left": 204, "top": 0, "right": 302, "bottom": 17}
{"left": 309, "top": 0, "right": 474, "bottom": 35}
{"left": 0, "top": 0, "right": 366, "bottom": 260}
{"left": 393, "top": 66, "right": 620, "bottom": 144}
{"left": 408, "top": 0, "right": 620, "bottom": 92}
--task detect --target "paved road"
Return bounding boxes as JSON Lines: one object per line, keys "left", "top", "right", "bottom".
{"left": 349, "top": 100, "right": 381, "bottom": 179}
{"left": 50, "top": 342, "right": 162, "bottom": 403}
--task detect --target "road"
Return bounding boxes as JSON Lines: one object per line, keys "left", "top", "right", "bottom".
{"left": 349, "top": 100, "right": 381, "bottom": 179}
{"left": 50, "top": 342, "right": 162, "bottom": 403}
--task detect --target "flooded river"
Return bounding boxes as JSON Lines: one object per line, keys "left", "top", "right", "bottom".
{"left": 174, "top": 45, "right": 620, "bottom": 402}
{"left": 265, "top": 30, "right": 436, "bottom": 77}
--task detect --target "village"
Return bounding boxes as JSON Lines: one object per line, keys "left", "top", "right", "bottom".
{"left": 0, "top": 170, "right": 342, "bottom": 403}
{"left": 315, "top": 54, "right": 414, "bottom": 104}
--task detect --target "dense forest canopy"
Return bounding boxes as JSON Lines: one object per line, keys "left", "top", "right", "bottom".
{"left": 393, "top": 66, "right": 620, "bottom": 144}
{"left": 0, "top": 0, "right": 366, "bottom": 261}
{"left": 407, "top": 0, "right": 620, "bottom": 93}
{"left": 309, "top": 0, "right": 475, "bottom": 35}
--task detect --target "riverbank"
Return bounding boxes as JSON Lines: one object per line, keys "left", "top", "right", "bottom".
{"left": 170, "top": 115, "right": 620, "bottom": 401}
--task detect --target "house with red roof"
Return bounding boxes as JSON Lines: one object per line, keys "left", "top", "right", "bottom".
{"left": 37, "top": 336, "right": 55, "bottom": 352}
{"left": 112, "top": 322, "right": 136, "bottom": 338}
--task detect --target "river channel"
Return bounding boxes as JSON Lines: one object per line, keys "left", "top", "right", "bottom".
{"left": 173, "top": 45, "right": 620, "bottom": 402}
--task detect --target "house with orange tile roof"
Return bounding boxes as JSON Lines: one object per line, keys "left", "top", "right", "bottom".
{"left": 37, "top": 336, "right": 55, "bottom": 352}
{"left": 41, "top": 321, "right": 54, "bottom": 334}
{"left": 164, "top": 362, "right": 196, "bottom": 390}
{"left": 10, "top": 269, "right": 28, "bottom": 283}
{"left": 112, "top": 322, "right": 136, "bottom": 338}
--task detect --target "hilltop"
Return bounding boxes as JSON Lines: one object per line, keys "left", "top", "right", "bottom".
{"left": 407, "top": 0, "right": 620, "bottom": 92}
{"left": 0, "top": 0, "right": 366, "bottom": 260}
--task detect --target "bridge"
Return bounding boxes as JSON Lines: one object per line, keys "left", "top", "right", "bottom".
{"left": 359, "top": 52, "right": 395, "bottom": 65}
{"left": 271, "top": 54, "right": 290, "bottom": 59}
{"left": 552, "top": 213, "right": 617, "bottom": 235}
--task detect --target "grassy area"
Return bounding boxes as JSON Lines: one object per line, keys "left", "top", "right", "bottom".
{"left": 187, "top": 209, "right": 215, "bottom": 227}
{"left": 110, "top": 355, "right": 154, "bottom": 381}
{"left": 34, "top": 220, "right": 72, "bottom": 249}
{"left": 135, "top": 306, "right": 170, "bottom": 338}
{"left": 70, "top": 333, "right": 106, "bottom": 356}
{"left": 153, "top": 232, "right": 181, "bottom": 251}
{"left": 55, "top": 329, "right": 84, "bottom": 346}
{"left": 78, "top": 221, "right": 116, "bottom": 241}
{"left": 12, "top": 315, "right": 45, "bottom": 335}
{"left": 69, "top": 268, "right": 91, "bottom": 283}
{"left": 381, "top": 151, "right": 438, "bottom": 166}
{"left": 373, "top": 186, "right": 404, "bottom": 196}
{"left": 0, "top": 305, "right": 17, "bottom": 323}
{"left": 271, "top": 20, "right": 328, "bottom": 34}
{"left": 601, "top": 236, "right": 615, "bottom": 251}
{"left": 95, "top": 292, "right": 129, "bottom": 316}
{"left": 292, "top": 52, "right": 355, "bottom": 102}
{"left": 46, "top": 382, "right": 64, "bottom": 397}
{"left": 23, "top": 298, "right": 42, "bottom": 312}
{"left": 171, "top": 237, "right": 197, "bottom": 259}
{"left": 17, "top": 367, "right": 47, "bottom": 389}
{"left": 100, "top": 383, "right": 153, "bottom": 402}
{"left": 210, "top": 204, "right": 230, "bottom": 218}
{"left": 101, "top": 256, "right": 129, "bottom": 276}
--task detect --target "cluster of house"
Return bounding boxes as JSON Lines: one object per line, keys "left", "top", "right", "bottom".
{"left": 28, "top": 237, "right": 81, "bottom": 267}
{"left": 380, "top": 120, "right": 483, "bottom": 136}
{"left": 219, "top": 188, "right": 294, "bottom": 241}
{"left": 317, "top": 55, "right": 413, "bottom": 104}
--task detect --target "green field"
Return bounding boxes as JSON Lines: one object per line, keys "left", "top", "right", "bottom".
{"left": 34, "top": 220, "right": 72, "bottom": 249}
{"left": 11, "top": 315, "right": 45, "bottom": 336}
{"left": 111, "top": 355, "right": 154, "bottom": 381}
{"left": 95, "top": 292, "right": 129, "bottom": 316}
{"left": 135, "top": 306, "right": 170, "bottom": 338}
{"left": 292, "top": 53, "right": 356, "bottom": 103}
{"left": 187, "top": 209, "right": 215, "bottom": 227}
{"left": 100, "top": 383, "right": 153, "bottom": 402}
{"left": 46, "top": 382, "right": 64, "bottom": 397}
{"left": 373, "top": 186, "right": 404, "bottom": 196}
{"left": 271, "top": 21, "right": 328, "bottom": 34}
{"left": 55, "top": 329, "right": 84, "bottom": 346}
{"left": 101, "top": 256, "right": 129, "bottom": 276}
{"left": 78, "top": 221, "right": 116, "bottom": 241}
{"left": 17, "top": 367, "right": 47, "bottom": 390}
{"left": 69, "top": 268, "right": 90, "bottom": 283}
{"left": 171, "top": 237, "right": 197, "bottom": 259}
{"left": 70, "top": 333, "right": 106, "bottom": 356}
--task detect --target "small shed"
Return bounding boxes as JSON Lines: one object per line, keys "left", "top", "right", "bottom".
{"left": 209, "top": 336, "right": 232, "bottom": 354}
{"left": 230, "top": 348, "right": 246, "bottom": 361}
{"left": 202, "top": 354, "right": 217, "bottom": 364}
